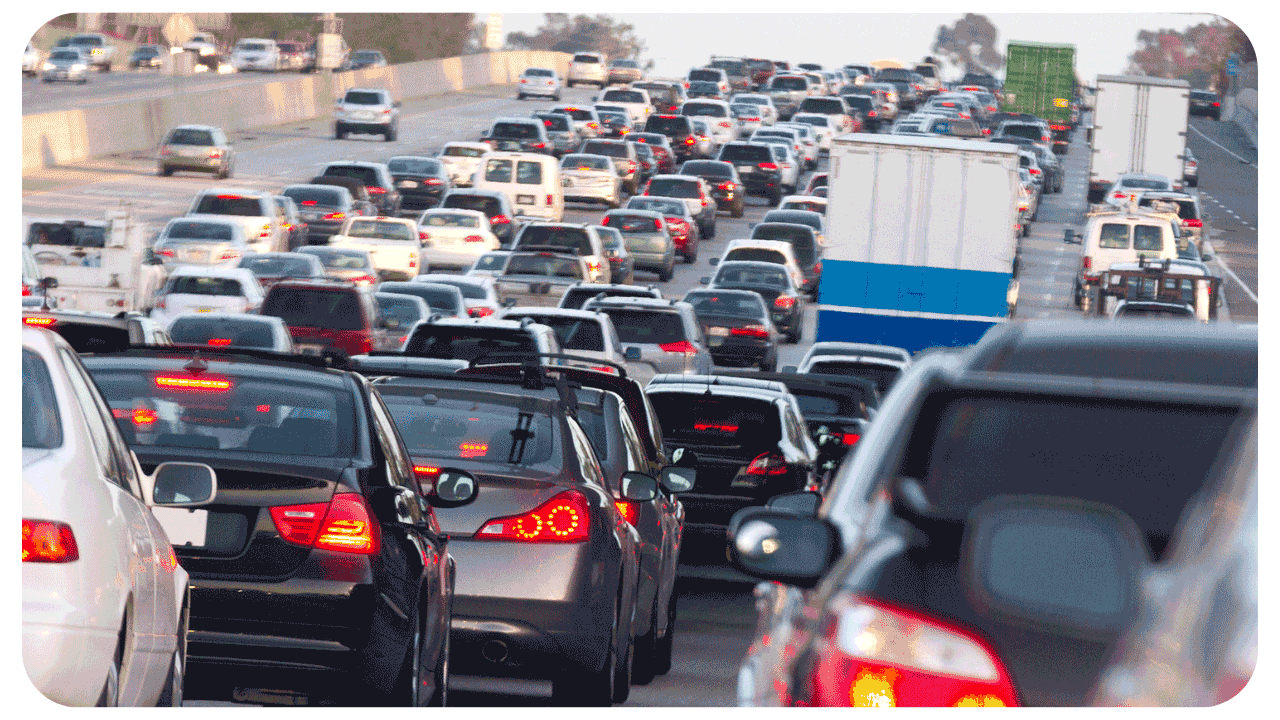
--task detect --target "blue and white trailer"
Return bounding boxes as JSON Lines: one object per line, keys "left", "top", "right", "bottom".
{"left": 816, "top": 134, "right": 1022, "bottom": 353}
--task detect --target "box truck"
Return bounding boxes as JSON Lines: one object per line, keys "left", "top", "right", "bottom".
{"left": 816, "top": 134, "right": 1022, "bottom": 353}
{"left": 1087, "top": 74, "right": 1190, "bottom": 203}
{"left": 1003, "top": 41, "right": 1076, "bottom": 153}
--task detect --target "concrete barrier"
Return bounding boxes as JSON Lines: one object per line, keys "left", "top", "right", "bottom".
{"left": 23, "top": 50, "right": 571, "bottom": 173}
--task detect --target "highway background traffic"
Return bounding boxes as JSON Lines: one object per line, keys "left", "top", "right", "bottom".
{"left": 22, "top": 65, "right": 1257, "bottom": 704}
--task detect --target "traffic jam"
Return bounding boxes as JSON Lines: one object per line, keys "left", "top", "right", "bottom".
{"left": 23, "top": 34, "right": 1256, "bottom": 709}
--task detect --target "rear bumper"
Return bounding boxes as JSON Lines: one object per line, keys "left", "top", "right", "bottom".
{"left": 161, "top": 156, "right": 223, "bottom": 171}
{"left": 24, "top": 620, "right": 117, "bottom": 707}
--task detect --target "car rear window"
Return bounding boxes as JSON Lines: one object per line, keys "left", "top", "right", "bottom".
{"left": 790, "top": 389, "right": 868, "bottom": 419}
{"left": 999, "top": 124, "right": 1044, "bottom": 141}
{"left": 604, "top": 90, "right": 645, "bottom": 104}
{"left": 709, "top": 60, "right": 746, "bottom": 75}
{"left": 525, "top": 68, "right": 553, "bottom": 77}
{"left": 1115, "top": 305, "right": 1195, "bottom": 318}
{"left": 344, "top": 91, "right": 383, "bottom": 105}
{"left": 806, "top": 361, "right": 899, "bottom": 394}
{"left": 771, "top": 76, "right": 808, "bottom": 91}
{"left": 492, "top": 122, "right": 539, "bottom": 139}
{"left": 753, "top": 225, "right": 816, "bottom": 265}
{"left": 645, "top": 116, "right": 692, "bottom": 134}
{"left": 262, "top": 287, "right": 364, "bottom": 331}
{"left": 573, "top": 54, "right": 601, "bottom": 64}
{"left": 283, "top": 187, "right": 345, "bottom": 207}
{"left": 323, "top": 165, "right": 379, "bottom": 186}
{"left": 628, "top": 198, "right": 685, "bottom": 216}
{"left": 596, "top": 308, "right": 684, "bottom": 344}
{"left": 582, "top": 141, "right": 629, "bottom": 158}
{"left": 40, "top": 322, "right": 131, "bottom": 354}
{"left": 433, "top": 280, "right": 487, "bottom": 300}
{"left": 298, "top": 249, "right": 372, "bottom": 270}
{"left": 443, "top": 146, "right": 486, "bottom": 158}
{"left": 166, "top": 128, "right": 214, "bottom": 146}
{"left": 689, "top": 69, "right": 722, "bottom": 82}
{"left": 387, "top": 158, "right": 441, "bottom": 175}
{"left": 682, "top": 102, "right": 727, "bottom": 118}
{"left": 1119, "top": 178, "right": 1172, "bottom": 191}
{"left": 714, "top": 264, "right": 789, "bottom": 288}
{"left": 536, "top": 114, "right": 571, "bottom": 131}
{"left": 193, "top": 195, "right": 266, "bottom": 217}
{"left": 424, "top": 212, "right": 480, "bottom": 228}
{"left": 380, "top": 385, "right": 556, "bottom": 465}
{"left": 517, "top": 226, "right": 592, "bottom": 255}
{"left": 169, "top": 317, "right": 277, "bottom": 349}
{"left": 22, "top": 350, "right": 62, "bottom": 449}
{"left": 344, "top": 219, "right": 416, "bottom": 242}
{"left": 165, "top": 221, "right": 234, "bottom": 242}
{"left": 239, "top": 255, "right": 316, "bottom": 277}
{"left": 563, "top": 154, "right": 610, "bottom": 171}
{"left": 906, "top": 394, "right": 1241, "bottom": 560}
{"left": 647, "top": 178, "right": 699, "bottom": 199}
{"left": 379, "top": 283, "right": 462, "bottom": 312}
{"left": 376, "top": 295, "right": 427, "bottom": 325}
{"left": 608, "top": 213, "right": 661, "bottom": 233}
{"left": 726, "top": 248, "right": 787, "bottom": 265}
{"left": 90, "top": 367, "right": 355, "bottom": 458}
{"left": 682, "top": 162, "right": 732, "bottom": 178}
{"left": 799, "top": 98, "right": 844, "bottom": 114}
{"left": 169, "top": 276, "right": 244, "bottom": 296}
{"left": 718, "top": 144, "right": 773, "bottom": 163}
{"left": 683, "top": 291, "right": 766, "bottom": 318}
{"left": 507, "top": 315, "right": 605, "bottom": 352}
{"left": 649, "top": 393, "right": 781, "bottom": 455}
{"left": 403, "top": 326, "right": 538, "bottom": 359}
{"left": 442, "top": 194, "right": 501, "bottom": 216}
{"left": 1137, "top": 198, "right": 1197, "bottom": 220}
{"left": 505, "top": 254, "right": 584, "bottom": 278}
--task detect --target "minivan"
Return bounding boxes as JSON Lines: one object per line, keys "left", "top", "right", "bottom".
{"left": 471, "top": 152, "right": 564, "bottom": 222}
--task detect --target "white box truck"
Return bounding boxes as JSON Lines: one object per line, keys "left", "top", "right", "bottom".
{"left": 25, "top": 211, "right": 168, "bottom": 313}
{"left": 816, "top": 134, "right": 1022, "bottom": 353}
{"left": 1087, "top": 74, "right": 1190, "bottom": 203}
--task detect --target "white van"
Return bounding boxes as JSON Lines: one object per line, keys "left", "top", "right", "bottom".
{"left": 568, "top": 52, "right": 608, "bottom": 88}
{"left": 1068, "top": 204, "right": 1181, "bottom": 311}
{"left": 471, "top": 152, "right": 564, "bottom": 222}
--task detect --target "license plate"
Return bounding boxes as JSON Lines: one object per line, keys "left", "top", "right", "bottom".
{"left": 152, "top": 507, "right": 208, "bottom": 548}
{"left": 297, "top": 344, "right": 324, "bottom": 356}
{"left": 398, "top": 180, "right": 418, "bottom": 189}
{"left": 301, "top": 212, "right": 320, "bottom": 221}
{"left": 737, "top": 165, "right": 754, "bottom": 174}
{"left": 516, "top": 194, "right": 536, "bottom": 205}
{"left": 707, "top": 336, "right": 724, "bottom": 347}
{"left": 707, "top": 326, "right": 730, "bottom": 336}
{"left": 355, "top": 111, "right": 375, "bottom": 120}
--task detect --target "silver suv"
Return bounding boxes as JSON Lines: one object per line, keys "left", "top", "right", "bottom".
{"left": 568, "top": 51, "right": 607, "bottom": 88}
{"left": 334, "top": 88, "right": 401, "bottom": 142}
{"left": 582, "top": 296, "right": 713, "bottom": 383}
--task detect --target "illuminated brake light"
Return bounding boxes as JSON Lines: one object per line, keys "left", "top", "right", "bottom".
{"left": 614, "top": 500, "right": 637, "bottom": 525}
{"left": 731, "top": 325, "right": 769, "bottom": 338}
{"left": 270, "top": 493, "right": 379, "bottom": 554}
{"left": 1182, "top": 219, "right": 1203, "bottom": 227}
{"left": 745, "top": 451, "right": 789, "bottom": 476}
{"left": 460, "top": 441, "right": 488, "bottom": 458}
{"left": 659, "top": 340, "right": 697, "bottom": 354}
{"left": 694, "top": 422, "right": 739, "bottom": 432}
{"left": 132, "top": 408, "right": 157, "bottom": 426}
{"left": 1113, "top": 192, "right": 1127, "bottom": 199}
{"left": 464, "top": 234, "right": 485, "bottom": 243}
{"left": 22, "top": 520, "right": 79, "bottom": 563}
{"left": 324, "top": 212, "right": 346, "bottom": 221}
{"left": 1028, "top": 168, "right": 1040, "bottom": 175}
{"left": 759, "top": 162, "right": 778, "bottom": 171}
{"left": 300, "top": 200, "right": 318, "bottom": 206}
{"left": 155, "top": 375, "right": 233, "bottom": 392}
{"left": 414, "top": 466, "right": 440, "bottom": 477}
{"left": 476, "top": 489, "right": 590, "bottom": 542}
{"left": 207, "top": 338, "right": 232, "bottom": 346}
{"left": 774, "top": 296, "right": 796, "bottom": 309}
{"left": 23, "top": 317, "right": 56, "bottom": 327}
{"left": 366, "top": 186, "right": 387, "bottom": 195}
{"left": 490, "top": 214, "right": 511, "bottom": 225}
{"left": 842, "top": 433, "right": 861, "bottom": 446}
{"left": 1082, "top": 256, "right": 1092, "bottom": 271}
{"left": 216, "top": 194, "right": 242, "bottom": 200}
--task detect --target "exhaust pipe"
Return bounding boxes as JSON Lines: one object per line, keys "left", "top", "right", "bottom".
{"left": 482, "top": 639, "right": 509, "bottom": 663}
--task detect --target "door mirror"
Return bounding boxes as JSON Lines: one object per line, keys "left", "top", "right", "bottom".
{"left": 727, "top": 508, "right": 841, "bottom": 588}
{"left": 766, "top": 490, "right": 822, "bottom": 516}
{"left": 40, "top": 276, "right": 59, "bottom": 290}
{"left": 708, "top": 257, "right": 719, "bottom": 266}
{"left": 502, "top": 297, "right": 517, "bottom": 308}
{"left": 621, "top": 471, "right": 659, "bottom": 502}
{"left": 699, "top": 276, "right": 711, "bottom": 285}
{"left": 1063, "top": 229, "right": 1082, "bottom": 244}
{"left": 425, "top": 468, "right": 479, "bottom": 507}
{"left": 151, "top": 462, "right": 217, "bottom": 507}
{"left": 780, "top": 365, "right": 798, "bottom": 374}
{"left": 623, "top": 346, "right": 642, "bottom": 360}
{"left": 659, "top": 465, "right": 696, "bottom": 493}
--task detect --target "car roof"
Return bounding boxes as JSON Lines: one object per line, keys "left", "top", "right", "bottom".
{"left": 168, "top": 266, "right": 257, "bottom": 280}
{"left": 805, "top": 354, "right": 907, "bottom": 370}
{"left": 724, "top": 238, "right": 796, "bottom": 253}
{"left": 442, "top": 141, "right": 492, "bottom": 149}
{"left": 170, "top": 312, "right": 284, "bottom": 325}
{"left": 647, "top": 373, "right": 792, "bottom": 401}
{"left": 586, "top": 296, "right": 683, "bottom": 310}
{"left": 501, "top": 307, "right": 609, "bottom": 321}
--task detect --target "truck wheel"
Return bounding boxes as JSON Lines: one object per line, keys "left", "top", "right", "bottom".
{"left": 731, "top": 201, "right": 744, "bottom": 219}
{"left": 659, "top": 261, "right": 674, "bottom": 282}
{"left": 159, "top": 165, "right": 173, "bottom": 177}
{"left": 385, "top": 124, "right": 397, "bottom": 142}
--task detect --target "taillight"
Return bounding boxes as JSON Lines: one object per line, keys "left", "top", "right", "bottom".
{"left": 219, "top": 249, "right": 240, "bottom": 261}
{"left": 469, "top": 306, "right": 495, "bottom": 318}
{"left": 23, "top": 317, "right": 56, "bottom": 327}
{"left": 759, "top": 162, "right": 778, "bottom": 171}
{"left": 587, "top": 260, "right": 601, "bottom": 274}
{"left": 587, "top": 123, "right": 598, "bottom": 130}
{"left": 209, "top": 148, "right": 224, "bottom": 159}
{"left": 614, "top": 500, "right": 637, "bottom": 525}
{"left": 774, "top": 295, "right": 796, "bottom": 309}
{"left": 813, "top": 260, "right": 823, "bottom": 275}
{"left": 270, "top": 493, "right": 379, "bottom": 555}
{"left": 589, "top": 365, "right": 618, "bottom": 375}
{"left": 653, "top": 218, "right": 663, "bottom": 231}
{"left": 1028, "top": 168, "right": 1040, "bottom": 175}
{"left": 259, "top": 224, "right": 272, "bottom": 239}
{"left": 476, "top": 490, "right": 590, "bottom": 542}
{"left": 420, "top": 231, "right": 430, "bottom": 241}
{"left": 366, "top": 186, "right": 387, "bottom": 195}
{"left": 868, "top": 110, "right": 877, "bottom": 117}
{"left": 424, "top": 177, "right": 443, "bottom": 185}
{"left": 22, "top": 283, "right": 31, "bottom": 297}
{"left": 1113, "top": 192, "right": 1127, "bottom": 199}
{"left": 745, "top": 451, "right": 789, "bottom": 476}
{"left": 1082, "top": 256, "right": 1092, "bottom": 271}
{"left": 22, "top": 519, "right": 79, "bottom": 563}
{"left": 802, "top": 596, "right": 1018, "bottom": 707}
{"left": 155, "top": 375, "right": 232, "bottom": 392}
{"left": 627, "top": 161, "right": 637, "bottom": 173}
{"left": 546, "top": 193, "right": 554, "bottom": 205}
{"left": 685, "top": 136, "right": 696, "bottom": 145}
{"left": 464, "top": 234, "right": 485, "bottom": 243}
{"left": 207, "top": 338, "right": 232, "bottom": 347}
{"left": 491, "top": 214, "right": 511, "bottom": 225}
{"left": 351, "top": 275, "right": 376, "bottom": 287}
{"left": 659, "top": 340, "right": 697, "bottom": 354}
{"left": 132, "top": 407, "right": 158, "bottom": 425}
{"left": 842, "top": 433, "right": 860, "bottom": 446}
{"left": 731, "top": 325, "right": 769, "bottom": 338}
{"left": 1182, "top": 219, "right": 1203, "bottom": 227}
{"left": 1213, "top": 101, "right": 1221, "bottom": 107}
{"left": 324, "top": 212, "right": 346, "bottom": 221}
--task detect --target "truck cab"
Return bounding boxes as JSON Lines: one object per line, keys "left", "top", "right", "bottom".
{"left": 26, "top": 212, "right": 168, "bottom": 314}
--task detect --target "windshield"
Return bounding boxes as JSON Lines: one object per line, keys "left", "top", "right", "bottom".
{"left": 380, "top": 385, "right": 556, "bottom": 466}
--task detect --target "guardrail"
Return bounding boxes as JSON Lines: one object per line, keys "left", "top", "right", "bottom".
{"left": 23, "top": 50, "right": 571, "bottom": 173}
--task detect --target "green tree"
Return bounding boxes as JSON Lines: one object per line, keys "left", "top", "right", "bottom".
{"left": 506, "top": 13, "right": 647, "bottom": 62}
{"left": 1125, "top": 18, "right": 1249, "bottom": 92}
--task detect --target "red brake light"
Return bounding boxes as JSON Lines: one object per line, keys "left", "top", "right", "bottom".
{"left": 419, "top": 231, "right": 431, "bottom": 241}
{"left": 868, "top": 110, "right": 877, "bottom": 117}
{"left": 23, "top": 317, "right": 56, "bottom": 327}
{"left": 366, "top": 186, "right": 386, "bottom": 195}
{"left": 22, "top": 283, "right": 31, "bottom": 297}
{"left": 1213, "top": 101, "right": 1221, "bottom": 107}
{"left": 759, "top": 162, "right": 778, "bottom": 171}
{"left": 207, "top": 338, "right": 232, "bottom": 346}
{"left": 209, "top": 149, "right": 224, "bottom": 159}
{"left": 464, "top": 234, "right": 486, "bottom": 243}
{"left": 469, "top": 306, "right": 495, "bottom": 318}
{"left": 659, "top": 340, "right": 697, "bottom": 354}
{"left": 614, "top": 500, "right": 637, "bottom": 526}
{"left": 653, "top": 218, "right": 664, "bottom": 231}
{"left": 1182, "top": 219, "right": 1203, "bottom": 227}
{"left": 476, "top": 489, "right": 591, "bottom": 542}
{"left": 216, "top": 194, "right": 242, "bottom": 200}
{"left": 731, "top": 325, "right": 769, "bottom": 338}
{"left": 774, "top": 295, "right": 796, "bottom": 309}
{"left": 22, "top": 520, "right": 79, "bottom": 563}
{"left": 300, "top": 200, "right": 318, "bottom": 206}
{"left": 460, "top": 441, "right": 488, "bottom": 458}
{"left": 414, "top": 465, "right": 440, "bottom": 477}
{"left": 686, "top": 136, "right": 696, "bottom": 145}
{"left": 1028, "top": 168, "right": 1040, "bottom": 175}
{"left": 804, "top": 596, "right": 1018, "bottom": 707}
{"left": 490, "top": 214, "right": 511, "bottom": 225}
{"left": 1113, "top": 192, "right": 1127, "bottom": 199}
{"left": 324, "top": 212, "right": 346, "bottom": 220}
{"left": 842, "top": 433, "right": 861, "bottom": 446}
{"left": 132, "top": 407, "right": 158, "bottom": 426}
{"left": 745, "top": 451, "right": 789, "bottom": 476}
{"left": 1082, "top": 256, "right": 1092, "bottom": 271}
{"left": 270, "top": 493, "right": 379, "bottom": 555}
{"left": 693, "top": 423, "right": 739, "bottom": 432}
{"left": 546, "top": 194, "right": 554, "bottom": 205}
{"left": 589, "top": 365, "right": 619, "bottom": 375}
{"left": 154, "top": 375, "right": 232, "bottom": 392}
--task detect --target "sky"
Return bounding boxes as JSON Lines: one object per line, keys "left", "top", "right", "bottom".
{"left": 484, "top": 10, "right": 1257, "bottom": 85}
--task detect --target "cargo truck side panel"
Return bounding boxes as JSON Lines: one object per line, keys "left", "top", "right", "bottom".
{"left": 1004, "top": 41, "right": 1076, "bottom": 125}
{"left": 1088, "top": 75, "right": 1190, "bottom": 201}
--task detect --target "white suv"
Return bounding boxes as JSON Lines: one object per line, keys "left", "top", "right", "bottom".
{"left": 229, "top": 38, "right": 281, "bottom": 72}
{"left": 568, "top": 52, "right": 608, "bottom": 88}
{"left": 334, "top": 87, "right": 401, "bottom": 141}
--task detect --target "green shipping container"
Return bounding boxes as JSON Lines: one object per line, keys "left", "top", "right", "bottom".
{"left": 1003, "top": 41, "right": 1075, "bottom": 125}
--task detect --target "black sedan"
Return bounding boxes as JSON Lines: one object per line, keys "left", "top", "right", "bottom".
{"left": 129, "top": 44, "right": 166, "bottom": 69}
{"left": 387, "top": 156, "right": 452, "bottom": 215}
{"left": 702, "top": 260, "right": 806, "bottom": 343}
{"left": 682, "top": 288, "right": 780, "bottom": 370}
{"left": 80, "top": 347, "right": 476, "bottom": 706}
{"left": 678, "top": 160, "right": 746, "bottom": 218}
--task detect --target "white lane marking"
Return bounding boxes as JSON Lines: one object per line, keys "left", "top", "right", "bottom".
{"left": 1213, "top": 255, "right": 1258, "bottom": 304}
{"left": 1189, "top": 124, "right": 1257, "bottom": 169}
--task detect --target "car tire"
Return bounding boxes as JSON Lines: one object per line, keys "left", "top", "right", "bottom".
{"left": 385, "top": 124, "right": 397, "bottom": 142}
{"left": 683, "top": 246, "right": 697, "bottom": 264}
{"left": 517, "top": 93, "right": 525, "bottom": 100}
{"left": 659, "top": 261, "right": 674, "bottom": 282}
{"left": 551, "top": 601, "right": 618, "bottom": 706}
{"left": 769, "top": 189, "right": 782, "bottom": 207}
{"left": 731, "top": 201, "right": 744, "bottom": 219}
{"left": 157, "top": 602, "right": 188, "bottom": 707}
{"left": 159, "top": 165, "right": 173, "bottom": 177}
{"left": 631, "top": 601, "right": 660, "bottom": 686}
{"left": 426, "top": 606, "right": 450, "bottom": 707}
{"left": 97, "top": 623, "right": 125, "bottom": 707}
{"left": 703, "top": 222, "right": 715, "bottom": 239}
{"left": 567, "top": 80, "right": 575, "bottom": 88}
{"left": 653, "top": 593, "right": 676, "bottom": 676}
{"left": 335, "top": 124, "right": 346, "bottom": 140}
{"left": 1189, "top": 178, "right": 1198, "bottom": 188}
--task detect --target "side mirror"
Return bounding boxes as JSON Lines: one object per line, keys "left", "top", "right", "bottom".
{"left": 726, "top": 508, "right": 841, "bottom": 588}
{"left": 699, "top": 276, "right": 710, "bottom": 285}
{"left": 621, "top": 471, "right": 659, "bottom": 502}
{"left": 394, "top": 100, "right": 402, "bottom": 107}
{"left": 708, "top": 257, "right": 719, "bottom": 266}
{"left": 151, "top": 462, "right": 217, "bottom": 506}
{"left": 623, "top": 346, "right": 642, "bottom": 360}
{"left": 425, "top": 468, "right": 479, "bottom": 508}
{"left": 659, "top": 465, "right": 696, "bottom": 494}
{"left": 961, "top": 495, "right": 1146, "bottom": 638}
{"left": 1063, "top": 229, "right": 1082, "bottom": 245}
{"left": 591, "top": 95, "right": 599, "bottom": 102}
{"left": 748, "top": 222, "right": 758, "bottom": 230}
{"left": 40, "top": 276, "right": 59, "bottom": 290}
{"left": 502, "top": 297, "right": 517, "bottom": 308}
{"left": 669, "top": 447, "right": 699, "bottom": 467}
{"left": 766, "top": 490, "right": 822, "bottom": 516}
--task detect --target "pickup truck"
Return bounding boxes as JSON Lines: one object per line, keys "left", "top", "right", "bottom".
{"left": 59, "top": 33, "right": 115, "bottom": 72}
{"left": 494, "top": 247, "right": 590, "bottom": 308}
{"left": 26, "top": 211, "right": 167, "bottom": 314}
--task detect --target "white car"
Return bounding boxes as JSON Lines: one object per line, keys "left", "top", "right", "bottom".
{"left": 152, "top": 215, "right": 252, "bottom": 270}
{"left": 567, "top": 51, "right": 608, "bottom": 88}
{"left": 517, "top": 66, "right": 562, "bottom": 100}
{"left": 1103, "top": 172, "right": 1178, "bottom": 208}
{"left": 150, "top": 266, "right": 264, "bottom": 327}
{"left": 779, "top": 194, "right": 828, "bottom": 215}
{"left": 560, "top": 153, "right": 623, "bottom": 208}
{"left": 229, "top": 38, "right": 281, "bottom": 72}
{"left": 466, "top": 250, "right": 513, "bottom": 278}
{"left": 185, "top": 188, "right": 287, "bottom": 255}
{"left": 773, "top": 122, "right": 820, "bottom": 169}
{"left": 730, "top": 93, "right": 779, "bottom": 126}
{"left": 437, "top": 142, "right": 491, "bottom": 187}
{"left": 680, "top": 99, "right": 739, "bottom": 146}
{"left": 795, "top": 352, "right": 910, "bottom": 395}
{"left": 496, "top": 306, "right": 629, "bottom": 373}
{"left": 788, "top": 112, "right": 839, "bottom": 151}
{"left": 715, "top": 239, "right": 807, "bottom": 292}
{"left": 327, "top": 215, "right": 423, "bottom": 281}
{"left": 598, "top": 86, "right": 653, "bottom": 125}
{"left": 23, "top": 41, "right": 39, "bottom": 75}
{"left": 417, "top": 208, "right": 502, "bottom": 272}
{"left": 167, "top": 313, "right": 295, "bottom": 352}
{"left": 23, "top": 325, "right": 218, "bottom": 706}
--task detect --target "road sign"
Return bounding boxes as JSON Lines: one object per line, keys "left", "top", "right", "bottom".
{"left": 162, "top": 13, "right": 196, "bottom": 47}
{"left": 485, "top": 13, "right": 503, "bottom": 51}
{"left": 1227, "top": 52, "right": 1239, "bottom": 76}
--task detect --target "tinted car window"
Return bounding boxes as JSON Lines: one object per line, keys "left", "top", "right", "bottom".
{"left": 387, "top": 158, "right": 441, "bottom": 175}
{"left": 525, "top": 68, "right": 554, "bottom": 77}
{"left": 344, "top": 91, "right": 383, "bottom": 105}
{"left": 493, "top": 122, "right": 539, "bottom": 139}
{"left": 518, "top": 226, "right": 592, "bottom": 254}
{"left": 92, "top": 369, "right": 355, "bottom": 457}
{"left": 240, "top": 255, "right": 316, "bottom": 277}
{"left": 581, "top": 141, "right": 630, "bottom": 159}
{"left": 193, "top": 195, "right": 265, "bottom": 217}
{"left": 597, "top": 309, "right": 684, "bottom": 344}
{"left": 999, "top": 124, "right": 1044, "bottom": 141}
{"left": 509, "top": 315, "right": 605, "bottom": 351}
{"left": 573, "top": 54, "right": 600, "bottom": 64}
{"left": 516, "top": 161, "right": 544, "bottom": 185}
{"left": 262, "top": 288, "right": 364, "bottom": 331}
{"left": 381, "top": 386, "right": 557, "bottom": 465}
{"left": 169, "top": 317, "right": 277, "bottom": 348}
{"left": 22, "top": 349, "right": 62, "bottom": 449}
{"left": 324, "top": 165, "right": 379, "bottom": 185}
{"left": 403, "top": 327, "right": 537, "bottom": 359}
{"left": 27, "top": 223, "right": 107, "bottom": 248}
{"left": 170, "top": 276, "right": 243, "bottom": 296}
{"left": 506, "top": 254, "right": 584, "bottom": 278}
{"left": 649, "top": 394, "right": 781, "bottom": 454}
{"left": 682, "top": 102, "right": 727, "bottom": 118}
{"left": 609, "top": 213, "right": 661, "bottom": 233}
{"left": 378, "top": 283, "right": 461, "bottom": 312}
{"left": 799, "top": 98, "right": 845, "bottom": 113}
{"left": 443, "top": 146, "right": 486, "bottom": 158}
{"left": 714, "top": 264, "right": 788, "bottom": 287}
{"left": 681, "top": 161, "right": 733, "bottom": 178}
{"left": 604, "top": 90, "right": 646, "bottom": 104}
{"left": 790, "top": 390, "right": 867, "bottom": 419}
{"left": 563, "top": 155, "right": 609, "bottom": 171}
{"left": 719, "top": 144, "right": 773, "bottom": 163}
{"left": 165, "top": 221, "right": 234, "bottom": 241}
{"left": 346, "top": 220, "right": 416, "bottom": 242}
{"left": 647, "top": 178, "right": 699, "bottom": 198}
{"left": 299, "top": 249, "right": 373, "bottom": 270}
{"left": 689, "top": 69, "right": 722, "bottom": 83}
{"left": 771, "top": 76, "right": 808, "bottom": 91}
{"left": 442, "top": 194, "right": 501, "bottom": 216}
{"left": 683, "top": 291, "right": 767, "bottom": 318}
{"left": 806, "top": 361, "right": 899, "bottom": 394}
{"left": 377, "top": 296, "right": 427, "bottom": 325}
{"left": 725, "top": 248, "right": 787, "bottom": 265}
{"left": 282, "top": 187, "right": 345, "bottom": 207}
{"left": 167, "top": 129, "right": 213, "bottom": 145}
{"left": 645, "top": 116, "right": 692, "bottom": 134}
{"left": 561, "top": 287, "right": 655, "bottom": 310}
{"left": 39, "top": 323, "right": 130, "bottom": 354}
{"left": 536, "top": 114, "right": 571, "bottom": 132}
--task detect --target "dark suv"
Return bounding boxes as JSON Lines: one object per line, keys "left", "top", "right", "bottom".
{"left": 643, "top": 115, "right": 698, "bottom": 161}
{"left": 261, "top": 280, "right": 396, "bottom": 357}
{"left": 1188, "top": 89, "right": 1221, "bottom": 120}
{"left": 321, "top": 162, "right": 401, "bottom": 216}
{"left": 80, "top": 347, "right": 477, "bottom": 706}
{"left": 280, "top": 184, "right": 357, "bottom": 244}
{"left": 483, "top": 117, "right": 553, "bottom": 155}
{"left": 717, "top": 142, "right": 784, "bottom": 205}
{"left": 386, "top": 156, "right": 451, "bottom": 214}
